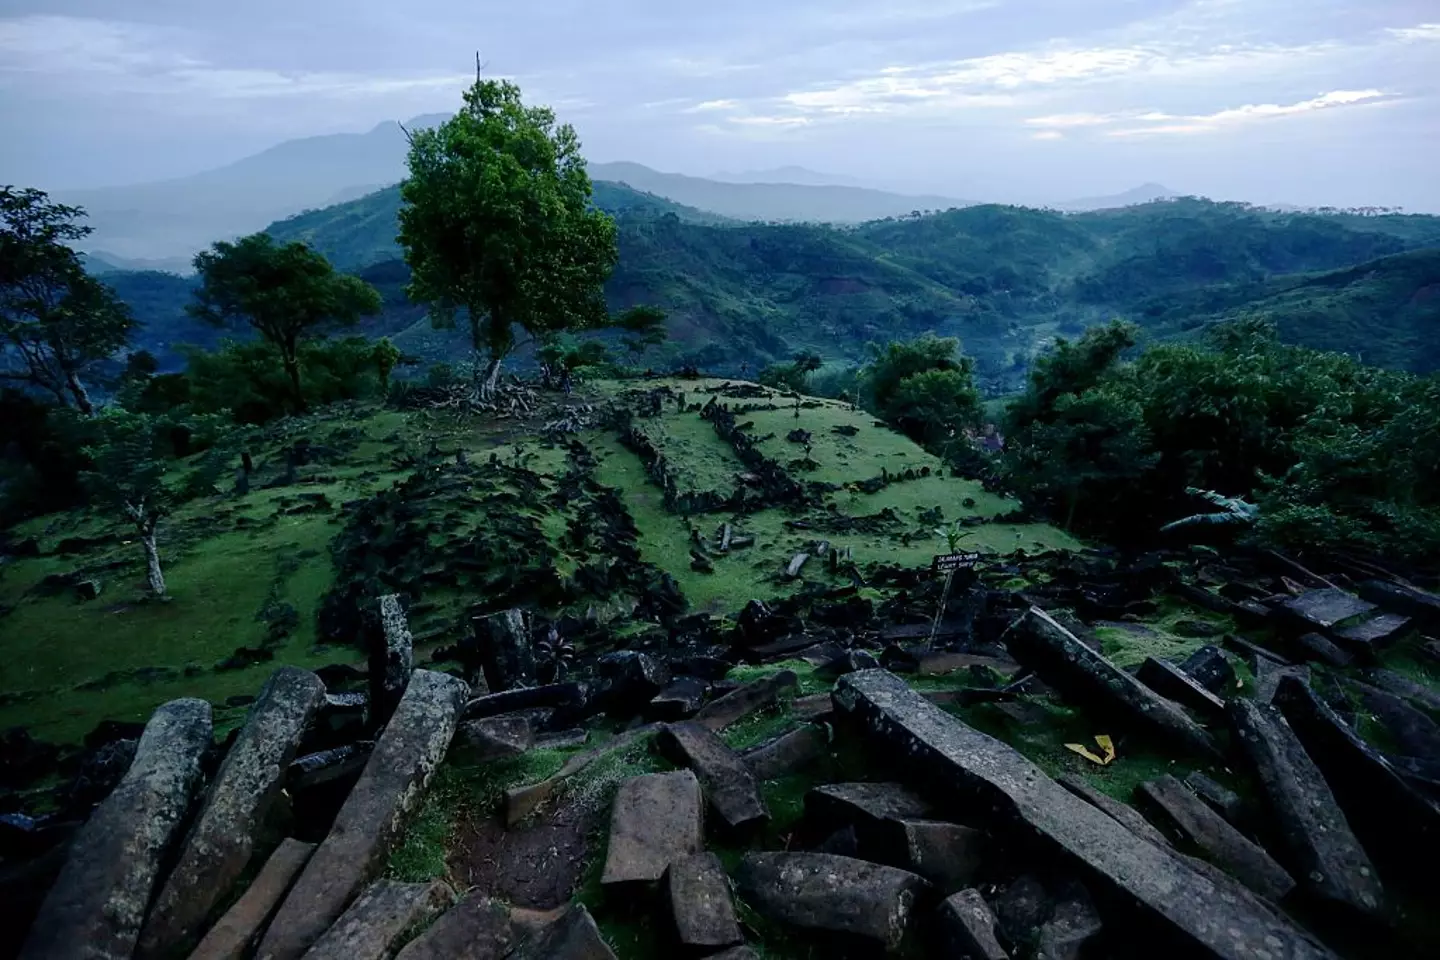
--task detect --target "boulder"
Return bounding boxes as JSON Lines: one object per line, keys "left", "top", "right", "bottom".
{"left": 455, "top": 715, "right": 534, "bottom": 761}
{"left": 393, "top": 891, "right": 516, "bottom": 960}
{"left": 694, "top": 670, "right": 797, "bottom": 731}
{"left": 257, "top": 670, "right": 469, "bottom": 960}
{"left": 1136, "top": 657, "right": 1226, "bottom": 721}
{"left": 600, "top": 770, "right": 704, "bottom": 886}
{"left": 1057, "top": 774, "right": 1172, "bottom": 849}
{"left": 20, "top": 698, "right": 212, "bottom": 960}
{"left": 658, "top": 722, "right": 769, "bottom": 831}
{"left": 1276, "top": 675, "right": 1440, "bottom": 888}
{"left": 743, "top": 724, "right": 828, "bottom": 780}
{"left": 833, "top": 670, "right": 1335, "bottom": 960}
{"left": 139, "top": 667, "right": 327, "bottom": 959}
{"left": 1179, "top": 645, "right": 1236, "bottom": 695}
{"left": 994, "top": 873, "right": 1053, "bottom": 943}
{"left": 473, "top": 608, "right": 534, "bottom": 693}
{"left": 877, "top": 819, "right": 986, "bottom": 891}
{"left": 1007, "top": 608, "right": 1221, "bottom": 760}
{"left": 936, "top": 889, "right": 1008, "bottom": 960}
{"left": 187, "top": 839, "right": 314, "bottom": 960}
{"left": 665, "top": 852, "right": 743, "bottom": 950}
{"left": 734, "top": 852, "right": 929, "bottom": 950}
{"left": 300, "top": 879, "right": 453, "bottom": 960}
{"left": 370, "top": 594, "right": 414, "bottom": 725}
{"left": 1229, "top": 698, "right": 1385, "bottom": 920}
{"left": 1135, "top": 775, "right": 1295, "bottom": 902}
{"left": 510, "top": 904, "right": 615, "bottom": 960}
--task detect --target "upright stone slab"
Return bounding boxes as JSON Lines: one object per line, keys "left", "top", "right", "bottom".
{"left": 1135, "top": 775, "right": 1295, "bottom": 902}
{"left": 370, "top": 594, "right": 415, "bottom": 725}
{"left": 474, "top": 608, "right": 534, "bottom": 692}
{"left": 257, "top": 669, "right": 469, "bottom": 960}
{"left": 665, "top": 852, "right": 743, "bottom": 950}
{"left": 139, "top": 667, "right": 327, "bottom": 959}
{"left": 188, "top": 839, "right": 314, "bottom": 960}
{"left": 735, "top": 852, "right": 929, "bottom": 950}
{"left": 600, "top": 770, "right": 704, "bottom": 886}
{"left": 19, "top": 698, "right": 212, "bottom": 960}
{"left": 658, "top": 721, "right": 769, "bottom": 831}
{"left": 1007, "top": 608, "right": 1221, "bottom": 760}
{"left": 1229, "top": 698, "right": 1385, "bottom": 920}
{"left": 301, "top": 879, "right": 454, "bottom": 960}
{"left": 393, "top": 891, "right": 516, "bottom": 960}
{"left": 833, "top": 670, "right": 1335, "bottom": 960}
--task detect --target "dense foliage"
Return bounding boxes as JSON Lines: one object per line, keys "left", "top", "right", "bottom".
{"left": 398, "top": 78, "right": 618, "bottom": 395}
{"left": 1001, "top": 319, "right": 1440, "bottom": 560}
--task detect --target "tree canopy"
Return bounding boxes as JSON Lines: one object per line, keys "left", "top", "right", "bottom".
{"left": 397, "top": 77, "right": 619, "bottom": 395}
{"left": 0, "top": 186, "right": 135, "bottom": 414}
{"left": 190, "top": 233, "right": 381, "bottom": 410}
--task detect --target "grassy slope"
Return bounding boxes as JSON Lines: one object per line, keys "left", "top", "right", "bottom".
{"left": 0, "top": 381, "right": 1076, "bottom": 744}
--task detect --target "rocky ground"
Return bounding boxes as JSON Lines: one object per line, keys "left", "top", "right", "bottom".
{"left": 4, "top": 534, "right": 1440, "bottom": 958}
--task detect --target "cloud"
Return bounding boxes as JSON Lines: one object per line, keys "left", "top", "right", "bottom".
{"left": 1104, "top": 89, "right": 1391, "bottom": 136}
{"left": 1387, "top": 23, "right": 1440, "bottom": 43}
{"left": 1031, "top": 130, "right": 1065, "bottom": 140}
{"left": 684, "top": 99, "right": 741, "bottom": 113}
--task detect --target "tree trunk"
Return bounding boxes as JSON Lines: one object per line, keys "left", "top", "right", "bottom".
{"left": 283, "top": 351, "right": 304, "bottom": 411}
{"left": 479, "top": 354, "right": 503, "bottom": 401}
{"left": 65, "top": 371, "right": 95, "bottom": 416}
{"left": 141, "top": 527, "right": 166, "bottom": 598}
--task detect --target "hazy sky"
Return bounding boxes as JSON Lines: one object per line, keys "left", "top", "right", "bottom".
{"left": 2, "top": 0, "right": 1437, "bottom": 208}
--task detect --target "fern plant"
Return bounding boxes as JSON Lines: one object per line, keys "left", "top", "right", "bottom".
{"left": 1160, "top": 487, "right": 1259, "bottom": 533}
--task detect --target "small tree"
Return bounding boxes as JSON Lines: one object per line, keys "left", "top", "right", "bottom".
{"left": 616, "top": 305, "right": 668, "bottom": 363}
{"left": 0, "top": 186, "right": 135, "bottom": 414}
{"left": 190, "top": 234, "right": 381, "bottom": 410}
{"left": 398, "top": 76, "right": 619, "bottom": 399}
{"left": 82, "top": 411, "right": 180, "bottom": 598}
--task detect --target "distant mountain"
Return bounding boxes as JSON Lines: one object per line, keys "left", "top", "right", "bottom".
{"left": 82, "top": 250, "right": 194, "bottom": 276}
{"left": 587, "top": 161, "right": 970, "bottom": 223}
{"left": 707, "top": 166, "right": 868, "bottom": 188}
{"left": 58, "top": 116, "right": 447, "bottom": 261}
{"left": 1059, "top": 183, "right": 1179, "bottom": 212}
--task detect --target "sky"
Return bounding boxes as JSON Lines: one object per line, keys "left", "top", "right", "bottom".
{"left": 1, "top": 0, "right": 1437, "bottom": 209}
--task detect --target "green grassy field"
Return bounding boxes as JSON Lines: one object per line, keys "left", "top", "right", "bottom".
{"left": 0, "top": 379, "right": 1078, "bottom": 744}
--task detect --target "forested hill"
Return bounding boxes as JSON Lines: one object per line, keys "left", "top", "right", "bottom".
{"left": 119, "top": 186, "right": 1440, "bottom": 386}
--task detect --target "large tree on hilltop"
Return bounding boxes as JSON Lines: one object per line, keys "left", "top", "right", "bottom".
{"left": 398, "top": 76, "right": 619, "bottom": 398}
{"left": 190, "top": 233, "right": 381, "bottom": 411}
{"left": 0, "top": 186, "right": 135, "bottom": 414}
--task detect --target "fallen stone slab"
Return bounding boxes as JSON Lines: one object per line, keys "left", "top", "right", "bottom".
{"left": 790, "top": 692, "right": 834, "bottom": 720}
{"left": 1356, "top": 579, "right": 1440, "bottom": 627}
{"left": 805, "top": 781, "right": 932, "bottom": 850}
{"left": 1182, "top": 772, "right": 1244, "bottom": 825}
{"left": 1229, "top": 698, "right": 1385, "bottom": 921}
{"left": 647, "top": 676, "right": 708, "bottom": 721}
{"left": 695, "top": 670, "right": 797, "bottom": 731}
{"left": 1360, "top": 668, "right": 1440, "bottom": 715}
{"left": 302, "top": 879, "right": 453, "bottom": 960}
{"left": 734, "top": 852, "right": 929, "bottom": 950}
{"left": 705, "top": 948, "right": 760, "bottom": 960}
{"left": 994, "top": 873, "right": 1053, "bottom": 943}
{"left": 1179, "top": 645, "right": 1236, "bottom": 695}
{"left": 288, "top": 742, "right": 373, "bottom": 791}
{"left": 1135, "top": 775, "right": 1295, "bottom": 902}
{"left": 665, "top": 852, "right": 743, "bottom": 950}
{"left": 393, "top": 891, "right": 515, "bottom": 960}
{"left": 937, "top": 889, "right": 1009, "bottom": 959}
{"left": 600, "top": 769, "right": 704, "bottom": 886}
{"left": 1006, "top": 608, "right": 1221, "bottom": 760}
{"left": 1335, "top": 613, "right": 1413, "bottom": 658}
{"left": 916, "top": 651, "right": 1023, "bottom": 678}
{"left": 743, "top": 724, "right": 828, "bottom": 780}
{"left": 1036, "top": 888, "right": 1103, "bottom": 960}
{"left": 1057, "top": 774, "right": 1172, "bottom": 849}
{"left": 1253, "top": 660, "right": 1310, "bottom": 706}
{"left": 504, "top": 724, "right": 657, "bottom": 826}
{"left": 187, "top": 839, "right": 313, "bottom": 960}
{"left": 139, "top": 667, "right": 326, "bottom": 959}
{"left": 257, "top": 669, "right": 469, "bottom": 960}
{"left": 1136, "top": 657, "right": 1226, "bottom": 721}
{"left": 463, "top": 682, "right": 585, "bottom": 721}
{"left": 455, "top": 714, "right": 534, "bottom": 761}
{"left": 1221, "top": 634, "right": 1292, "bottom": 670}
{"left": 877, "top": 818, "right": 986, "bottom": 891}
{"left": 1352, "top": 682, "right": 1440, "bottom": 762}
{"left": 833, "top": 670, "right": 1335, "bottom": 960}
{"left": 20, "top": 698, "right": 211, "bottom": 960}
{"left": 1276, "top": 674, "right": 1440, "bottom": 887}
{"left": 1292, "top": 633, "right": 1353, "bottom": 668}
{"left": 510, "top": 904, "right": 615, "bottom": 960}
{"left": 1279, "top": 588, "right": 1376, "bottom": 632}
{"left": 658, "top": 722, "right": 769, "bottom": 831}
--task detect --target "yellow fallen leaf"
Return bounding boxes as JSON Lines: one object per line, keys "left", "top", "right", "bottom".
{"left": 1065, "top": 735, "right": 1117, "bottom": 766}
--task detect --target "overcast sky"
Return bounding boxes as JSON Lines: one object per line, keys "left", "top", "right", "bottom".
{"left": 2, "top": 0, "right": 1437, "bottom": 208}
